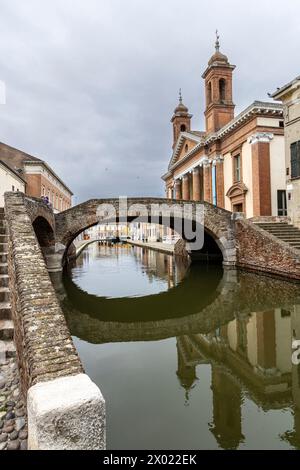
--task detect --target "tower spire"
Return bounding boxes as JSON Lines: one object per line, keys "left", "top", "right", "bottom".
{"left": 179, "top": 88, "right": 183, "bottom": 104}
{"left": 215, "top": 29, "right": 220, "bottom": 52}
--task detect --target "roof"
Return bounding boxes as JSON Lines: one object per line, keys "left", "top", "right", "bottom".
{"left": 168, "top": 131, "right": 206, "bottom": 170}
{"left": 0, "top": 159, "right": 27, "bottom": 184}
{"left": 163, "top": 100, "right": 283, "bottom": 179}
{"left": 271, "top": 76, "right": 300, "bottom": 100}
{"left": 0, "top": 141, "right": 73, "bottom": 195}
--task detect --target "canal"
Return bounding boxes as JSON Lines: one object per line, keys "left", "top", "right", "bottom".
{"left": 55, "top": 243, "right": 300, "bottom": 450}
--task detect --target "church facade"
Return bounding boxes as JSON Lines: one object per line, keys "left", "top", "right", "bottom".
{"left": 162, "top": 39, "right": 286, "bottom": 219}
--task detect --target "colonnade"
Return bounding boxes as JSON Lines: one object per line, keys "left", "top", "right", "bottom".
{"left": 166, "top": 158, "right": 224, "bottom": 206}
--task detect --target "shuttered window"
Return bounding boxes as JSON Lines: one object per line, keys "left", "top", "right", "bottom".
{"left": 291, "top": 141, "right": 300, "bottom": 178}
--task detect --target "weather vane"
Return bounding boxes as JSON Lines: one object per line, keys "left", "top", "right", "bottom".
{"left": 179, "top": 88, "right": 183, "bottom": 104}
{"left": 215, "top": 29, "right": 220, "bottom": 52}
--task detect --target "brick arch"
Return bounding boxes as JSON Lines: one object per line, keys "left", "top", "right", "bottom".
{"left": 55, "top": 198, "right": 237, "bottom": 266}
{"left": 32, "top": 216, "right": 55, "bottom": 249}
{"left": 24, "top": 196, "right": 56, "bottom": 234}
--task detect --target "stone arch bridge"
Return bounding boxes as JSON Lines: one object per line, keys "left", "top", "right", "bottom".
{"left": 4, "top": 191, "right": 300, "bottom": 450}
{"left": 7, "top": 192, "right": 300, "bottom": 281}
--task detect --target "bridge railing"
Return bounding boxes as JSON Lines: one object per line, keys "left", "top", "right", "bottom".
{"left": 4, "top": 191, "right": 106, "bottom": 450}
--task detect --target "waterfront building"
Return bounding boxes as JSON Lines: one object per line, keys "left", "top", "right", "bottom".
{"left": 129, "top": 222, "right": 165, "bottom": 243}
{"left": 0, "top": 141, "right": 73, "bottom": 212}
{"left": 0, "top": 159, "right": 26, "bottom": 207}
{"left": 162, "top": 36, "right": 286, "bottom": 218}
{"left": 86, "top": 223, "right": 129, "bottom": 240}
{"left": 272, "top": 77, "right": 300, "bottom": 226}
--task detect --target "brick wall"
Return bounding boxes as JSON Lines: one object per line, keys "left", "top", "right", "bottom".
{"left": 235, "top": 218, "right": 300, "bottom": 280}
{"left": 4, "top": 192, "right": 83, "bottom": 397}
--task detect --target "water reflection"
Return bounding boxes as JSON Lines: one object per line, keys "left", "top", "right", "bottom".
{"left": 53, "top": 243, "right": 300, "bottom": 449}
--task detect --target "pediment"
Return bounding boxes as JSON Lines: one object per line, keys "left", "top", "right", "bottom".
{"left": 226, "top": 182, "right": 248, "bottom": 198}
{"left": 168, "top": 132, "right": 204, "bottom": 170}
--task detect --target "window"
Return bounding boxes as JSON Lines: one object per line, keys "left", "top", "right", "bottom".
{"left": 207, "top": 82, "right": 212, "bottom": 104}
{"left": 185, "top": 144, "right": 188, "bottom": 152}
{"left": 277, "top": 190, "right": 287, "bottom": 216}
{"left": 12, "top": 185, "right": 15, "bottom": 191}
{"left": 219, "top": 78, "right": 226, "bottom": 101}
{"left": 233, "top": 155, "right": 241, "bottom": 182}
{"left": 291, "top": 141, "right": 300, "bottom": 178}
{"left": 180, "top": 124, "right": 186, "bottom": 132}
{"left": 279, "top": 120, "right": 284, "bottom": 128}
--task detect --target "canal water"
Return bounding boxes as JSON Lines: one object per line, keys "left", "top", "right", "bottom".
{"left": 56, "top": 243, "right": 300, "bottom": 450}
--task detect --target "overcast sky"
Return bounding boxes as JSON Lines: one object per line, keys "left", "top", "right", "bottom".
{"left": 0, "top": 0, "right": 299, "bottom": 202}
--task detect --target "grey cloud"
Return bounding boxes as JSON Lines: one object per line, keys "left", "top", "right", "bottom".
{"left": 0, "top": 0, "right": 299, "bottom": 202}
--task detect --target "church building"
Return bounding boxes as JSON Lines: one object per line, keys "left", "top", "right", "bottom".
{"left": 162, "top": 36, "right": 286, "bottom": 218}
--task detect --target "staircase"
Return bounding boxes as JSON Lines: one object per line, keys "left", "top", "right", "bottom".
{"left": 0, "top": 207, "right": 15, "bottom": 363}
{"left": 255, "top": 222, "right": 300, "bottom": 251}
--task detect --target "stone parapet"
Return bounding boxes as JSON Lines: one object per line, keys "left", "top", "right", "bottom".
{"left": 4, "top": 192, "right": 105, "bottom": 450}
{"left": 236, "top": 218, "right": 300, "bottom": 280}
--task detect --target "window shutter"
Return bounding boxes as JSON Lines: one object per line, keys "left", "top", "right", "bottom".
{"left": 291, "top": 141, "right": 300, "bottom": 178}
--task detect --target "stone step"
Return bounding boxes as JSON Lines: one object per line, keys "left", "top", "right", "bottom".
{"left": 0, "top": 253, "right": 7, "bottom": 263}
{"left": 0, "top": 243, "right": 8, "bottom": 253}
{"left": 0, "top": 263, "right": 8, "bottom": 275}
{"left": 0, "top": 319, "right": 14, "bottom": 340}
{"left": 0, "top": 275, "right": 9, "bottom": 288}
{"left": 262, "top": 224, "right": 300, "bottom": 228}
{"left": 271, "top": 234, "right": 300, "bottom": 239}
{"left": 257, "top": 223, "right": 290, "bottom": 227}
{"left": 264, "top": 227, "right": 300, "bottom": 231}
{"left": 0, "top": 288, "right": 10, "bottom": 302}
{"left": 258, "top": 228, "right": 300, "bottom": 234}
{"left": 0, "top": 301, "right": 11, "bottom": 319}
{"left": 0, "top": 340, "right": 16, "bottom": 363}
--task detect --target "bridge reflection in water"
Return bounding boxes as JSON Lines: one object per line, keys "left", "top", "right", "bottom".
{"left": 51, "top": 243, "right": 300, "bottom": 450}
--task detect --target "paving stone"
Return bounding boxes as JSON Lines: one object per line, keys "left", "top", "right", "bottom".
{"left": 0, "top": 433, "right": 7, "bottom": 442}
{"left": 15, "top": 418, "right": 25, "bottom": 432}
{"left": 20, "top": 439, "right": 27, "bottom": 451}
{"left": 18, "top": 429, "right": 27, "bottom": 440}
{"left": 7, "top": 439, "right": 20, "bottom": 450}
{"left": 9, "top": 430, "right": 18, "bottom": 440}
{"left": 0, "top": 441, "right": 7, "bottom": 450}
{"left": 2, "top": 425, "right": 14, "bottom": 434}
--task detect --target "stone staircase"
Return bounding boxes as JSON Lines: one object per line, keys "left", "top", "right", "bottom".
{"left": 0, "top": 207, "right": 15, "bottom": 363}
{"left": 255, "top": 221, "right": 300, "bottom": 251}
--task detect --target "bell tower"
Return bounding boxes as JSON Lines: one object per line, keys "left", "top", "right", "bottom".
{"left": 171, "top": 89, "right": 192, "bottom": 149}
{"left": 202, "top": 32, "right": 235, "bottom": 134}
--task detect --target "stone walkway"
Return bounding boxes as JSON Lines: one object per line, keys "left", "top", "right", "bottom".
{"left": 0, "top": 357, "right": 27, "bottom": 451}
{"left": 128, "top": 240, "right": 175, "bottom": 254}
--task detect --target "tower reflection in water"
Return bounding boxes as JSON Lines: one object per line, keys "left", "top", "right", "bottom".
{"left": 55, "top": 243, "right": 300, "bottom": 449}
{"left": 176, "top": 308, "right": 300, "bottom": 449}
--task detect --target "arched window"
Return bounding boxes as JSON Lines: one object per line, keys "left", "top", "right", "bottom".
{"left": 180, "top": 124, "right": 186, "bottom": 132}
{"left": 207, "top": 82, "right": 212, "bottom": 104}
{"left": 219, "top": 78, "right": 226, "bottom": 101}
{"left": 185, "top": 144, "right": 188, "bottom": 153}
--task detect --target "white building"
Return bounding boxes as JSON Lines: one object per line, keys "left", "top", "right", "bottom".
{"left": 0, "top": 160, "right": 26, "bottom": 207}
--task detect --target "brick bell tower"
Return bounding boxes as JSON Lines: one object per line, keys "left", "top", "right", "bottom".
{"left": 171, "top": 89, "right": 192, "bottom": 149}
{"left": 202, "top": 32, "right": 235, "bottom": 134}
